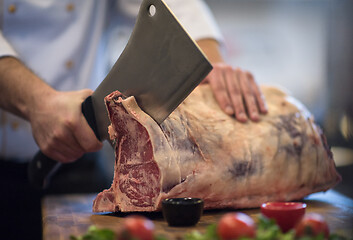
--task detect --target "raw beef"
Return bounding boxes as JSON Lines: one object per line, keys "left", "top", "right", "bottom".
{"left": 93, "top": 84, "right": 341, "bottom": 212}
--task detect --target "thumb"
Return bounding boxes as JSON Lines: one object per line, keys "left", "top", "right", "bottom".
{"left": 78, "top": 88, "right": 94, "bottom": 100}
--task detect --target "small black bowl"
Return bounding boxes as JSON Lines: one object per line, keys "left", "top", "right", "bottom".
{"left": 162, "top": 198, "right": 204, "bottom": 226}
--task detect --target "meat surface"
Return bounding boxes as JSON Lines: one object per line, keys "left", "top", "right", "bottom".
{"left": 93, "top": 84, "right": 341, "bottom": 212}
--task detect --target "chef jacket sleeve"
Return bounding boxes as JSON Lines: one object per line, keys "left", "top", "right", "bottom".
{"left": 0, "top": 31, "right": 18, "bottom": 58}
{"left": 117, "top": 0, "right": 224, "bottom": 44}
{"left": 164, "top": 0, "right": 224, "bottom": 43}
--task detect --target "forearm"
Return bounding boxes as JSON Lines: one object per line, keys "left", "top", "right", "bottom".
{"left": 196, "top": 38, "right": 224, "bottom": 64}
{"left": 0, "top": 56, "right": 102, "bottom": 162}
{"left": 0, "top": 56, "right": 56, "bottom": 120}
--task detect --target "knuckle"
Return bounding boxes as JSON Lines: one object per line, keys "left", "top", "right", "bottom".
{"left": 248, "top": 76, "right": 255, "bottom": 85}
{"left": 235, "top": 67, "right": 244, "bottom": 74}
{"left": 234, "top": 68, "right": 241, "bottom": 78}
{"left": 242, "top": 87, "right": 252, "bottom": 96}
{"left": 232, "top": 90, "right": 240, "bottom": 97}
{"left": 229, "top": 83, "right": 241, "bottom": 95}
{"left": 224, "top": 65, "right": 233, "bottom": 72}
{"left": 212, "top": 82, "right": 226, "bottom": 93}
{"left": 246, "top": 71, "right": 254, "bottom": 79}
{"left": 44, "top": 136, "right": 57, "bottom": 152}
{"left": 64, "top": 116, "right": 77, "bottom": 130}
{"left": 51, "top": 129, "right": 65, "bottom": 142}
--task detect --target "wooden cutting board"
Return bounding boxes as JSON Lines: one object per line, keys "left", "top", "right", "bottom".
{"left": 42, "top": 190, "right": 353, "bottom": 240}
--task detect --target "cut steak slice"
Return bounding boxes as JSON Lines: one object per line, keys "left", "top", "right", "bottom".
{"left": 93, "top": 84, "right": 341, "bottom": 212}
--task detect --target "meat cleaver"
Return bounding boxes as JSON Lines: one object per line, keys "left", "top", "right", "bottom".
{"left": 28, "top": 0, "right": 212, "bottom": 189}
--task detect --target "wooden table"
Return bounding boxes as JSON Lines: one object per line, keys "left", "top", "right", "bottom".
{"left": 42, "top": 190, "right": 353, "bottom": 240}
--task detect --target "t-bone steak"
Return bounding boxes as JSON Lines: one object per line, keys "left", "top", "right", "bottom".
{"left": 93, "top": 84, "right": 341, "bottom": 212}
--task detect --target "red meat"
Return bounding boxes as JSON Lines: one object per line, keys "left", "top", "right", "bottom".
{"left": 93, "top": 84, "right": 341, "bottom": 212}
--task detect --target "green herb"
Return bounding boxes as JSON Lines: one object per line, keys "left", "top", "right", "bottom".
{"left": 185, "top": 224, "right": 219, "bottom": 240}
{"left": 70, "top": 225, "right": 115, "bottom": 240}
{"left": 329, "top": 234, "right": 351, "bottom": 240}
{"left": 70, "top": 217, "right": 350, "bottom": 240}
{"left": 182, "top": 216, "right": 349, "bottom": 240}
{"left": 154, "top": 235, "right": 169, "bottom": 240}
{"left": 255, "top": 216, "right": 296, "bottom": 240}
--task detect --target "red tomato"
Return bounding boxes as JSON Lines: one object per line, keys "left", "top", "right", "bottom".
{"left": 122, "top": 215, "right": 155, "bottom": 240}
{"left": 295, "top": 213, "right": 330, "bottom": 238}
{"left": 217, "top": 212, "right": 256, "bottom": 240}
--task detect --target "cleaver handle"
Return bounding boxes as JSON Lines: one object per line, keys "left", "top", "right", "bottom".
{"left": 27, "top": 151, "right": 61, "bottom": 190}
{"left": 27, "top": 97, "right": 99, "bottom": 189}
{"left": 81, "top": 96, "right": 101, "bottom": 141}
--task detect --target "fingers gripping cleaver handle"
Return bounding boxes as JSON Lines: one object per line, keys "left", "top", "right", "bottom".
{"left": 27, "top": 97, "right": 98, "bottom": 189}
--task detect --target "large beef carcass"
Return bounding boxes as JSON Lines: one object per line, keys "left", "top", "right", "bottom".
{"left": 93, "top": 84, "right": 341, "bottom": 212}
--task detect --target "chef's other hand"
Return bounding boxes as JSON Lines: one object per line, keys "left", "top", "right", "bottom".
{"left": 203, "top": 63, "right": 268, "bottom": 122}
{"left": 29, "top": 89, "right": 103, "bottom": 163}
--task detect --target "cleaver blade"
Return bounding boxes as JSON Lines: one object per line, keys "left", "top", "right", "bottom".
{"left": 88, "top": 0, "right": 212, "bottom": 141}
{"left": 28, "top": 0, "right": 212, "bottom": 189}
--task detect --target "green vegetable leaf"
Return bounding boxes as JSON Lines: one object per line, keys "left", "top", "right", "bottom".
{"left": 184, "top": 224, "right": 219, "bottom": 240}
{"left": 204, "top": 224, "right": 220, "bottom": 240}
{"left": 70, "top": 226, "right": 115, "bottom": 240}
{"left": 329, "top": 233, "right": 351, "bottom": 240}
{"left": 255, "top": 215, "right": 296, "bottom": 240}
{"left": 185, "top": 230, "right": 206, "bottom": 240}
{"left": 155, "top": 235, "right": 169, "bottom": 240}
{"left": 70, "top": 216, "right": 350, "bottom": 240}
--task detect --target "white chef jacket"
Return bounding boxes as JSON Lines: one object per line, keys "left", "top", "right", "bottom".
{"left": 0, "top": 0, "right": 222, "bottom": 161}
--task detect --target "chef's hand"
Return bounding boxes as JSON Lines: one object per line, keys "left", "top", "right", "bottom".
{"left": 203, "top": 63, "right": 268, "bottom": 122}
{"left": 29, "top": 89, "right": 103, "bottom": 163}
{"left": 196, "top": 39, "right": 268, "bottom": 122}
{"left": 0, "top": 57, "right": 102, "bottom": 163}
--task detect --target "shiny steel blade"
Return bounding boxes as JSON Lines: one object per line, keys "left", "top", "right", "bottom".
{"left": 91, "top": 0, "right": 212, "bottom": 141}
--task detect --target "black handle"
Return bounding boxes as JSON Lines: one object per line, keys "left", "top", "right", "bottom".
{"left": 28, "top": 96, "right": 100, "bottom": 189}
{"left": 27, "top": 151, "right": 61, "bottom": 189}
{"left": 81, "top": 95, "right": 101, "bottom": 140}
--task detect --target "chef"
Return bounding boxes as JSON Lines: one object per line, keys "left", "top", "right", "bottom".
{"left": 0, "top": 0, "right": 267, "bottom": 239}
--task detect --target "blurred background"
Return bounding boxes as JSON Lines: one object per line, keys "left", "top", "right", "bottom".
{"left": 203, "top": 0, "right": 353, "bottom": 197}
